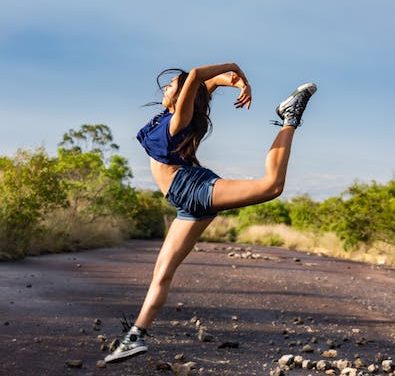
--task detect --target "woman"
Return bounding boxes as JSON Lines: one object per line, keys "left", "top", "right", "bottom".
{"left": 104, "top": 63, "right": 317, "bottom": 363}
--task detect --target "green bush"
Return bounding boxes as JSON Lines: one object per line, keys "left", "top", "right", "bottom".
{"left": 330, "top": 180, "right": 395, "bottom": 249}
{"left": 0, "top": 148, "right": 67, "bottom": 258}
{"left": 237, "top": 199, "right": 291, "bottom": 230}
{"left": 287, "top": 194, "right": 320, "bottom": 230}
{"left": 0, "top": 124, "right": 169, "bottom": 260}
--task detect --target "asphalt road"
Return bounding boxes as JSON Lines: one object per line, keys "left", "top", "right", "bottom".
{"left": 1, "top": 240, "right": 394, "bottom": 375}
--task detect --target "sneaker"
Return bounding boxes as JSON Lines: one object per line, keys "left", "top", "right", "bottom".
{"left": 271, "top": 82, "right": 317, "bottom": 128}
{"left": 104, "top": 324, "right": 148, "bottom": 363}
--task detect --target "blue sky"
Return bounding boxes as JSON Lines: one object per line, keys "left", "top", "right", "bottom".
{"left": 1, "top": 0, "right": 394, "bottom": 200}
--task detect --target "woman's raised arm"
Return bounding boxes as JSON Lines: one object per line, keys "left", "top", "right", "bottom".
{"left": 205, "top": 72, "right": 252, "bottom": 109}
{"left": 171, "top": 63, "right": 251, "bottom": 134}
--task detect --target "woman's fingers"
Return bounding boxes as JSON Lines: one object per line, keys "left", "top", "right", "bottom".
{"left": 234, "top": 96, "right": 252, "bottom": 108}
{"left": 234, "top": 93, "right": 251, "bottom": 108}
{"left": 233, "top": 81, "right": 252, "bottom": 109}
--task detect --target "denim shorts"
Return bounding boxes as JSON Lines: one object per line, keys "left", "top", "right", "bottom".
{"left": 165, "top": 165, "right": 222, "bottom": 221}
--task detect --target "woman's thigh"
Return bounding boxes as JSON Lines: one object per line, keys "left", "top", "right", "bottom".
{"left": 153, "top": 216, "right": 215, "bottom": 279}
{"left": 211, "top": 177, "right": 275, "bottom": 212}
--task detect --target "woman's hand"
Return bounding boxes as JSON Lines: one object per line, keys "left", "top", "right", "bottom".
{"left": 230, "top": 70, "right": 252, "bottom": 109}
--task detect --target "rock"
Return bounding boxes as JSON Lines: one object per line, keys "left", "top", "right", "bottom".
{"left": 217, "top": 341, "right": 239, "bottom": 349}
{"left": 65, "top": 359, "right": 83, "bottom": 368}
{"left": 340, "top": 367, "right": 357, "bottom": 376}
{"left": 94, "top": 318, "right": 102, "bottom": 326}
{"left": 335, "top": 359, "right": 352, "bottom": 370}
{"left": 251, "top": 253, "right": 262, "bottom": 259}
{"left": 227, "top": 252, "right": 236, "bottom": 258}
{"left": 79, "top": 328, "right": 86, "bottom": 334}
{"left": 354, "top": 357, "right": 365, "bottom": 368}
{"left": 170, "top": 320, "right": 180, "bottom": 326}
{"left": 76, "top": 263, "right": 81, "bottom": 268}
{"left": 322, "top": 349, "right": 337, "bottom": 358}
{"left": 367, "top": 363, "right": 379, "bottom": 373}
{"left": 270, "top": 367, "right": 285, "bottom": 376}
{"left": 302, "top": 344, "right": 314, "bottom": 353}
{"left": 231, "top": 315, "right": 238, "bottom": 321}
{"left": 325, "top": 370, "right": 337, "bottom": 375}
{"left": 26, "top": 284, "right": 32, "bottom": 288}
{"left": 382, "top": 360, "right": 393, "bottom": 372}
{"left": 174, "top": 353, "right": 185, "bottom": 360}
{"left": 190, "top": 316, "right": 198, "bottom": 324}
{"left": 33, "top": 337, "right": 41, "bottom": 343}
{"left": 109, "top": 339, "right": 119, "bottom": 352}
{"left": 316, "top": 360, "right": 332, "bottom": 371}
{"left": 294, "top": 355, "right": 303, "bottom": 367}
{"left": 176, "top": 302, "right": 184, "bottom": 311}
{"left": 97, "top": 334, "right": 106, "bottom": 342}
{"left": 96, "top": 360, "right": 106, "bottom": 368}
{"left": 293, "top": 316, "right": 304, "bottom": 325}
{"left": 171, "top": 361, "right": 197, "bottom": 376}
{"left": 197, "top": 327, "right": 214, "bottom": 342}
{"left": 278, "top": 354, "right": 294, "bottom": 368}
{"left": 302, "top": 359, "right": 314, "bottom": 369}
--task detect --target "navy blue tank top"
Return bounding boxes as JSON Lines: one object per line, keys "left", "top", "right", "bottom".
{"left": 136, "top": 109, "right": 194, "bottom": 166}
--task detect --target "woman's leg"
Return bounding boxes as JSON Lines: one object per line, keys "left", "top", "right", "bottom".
{"left": 133, "top": 216, "right": 215, "bottom": 330}
{"left": 211, "top": 125, "right": 295, "bottom": 211}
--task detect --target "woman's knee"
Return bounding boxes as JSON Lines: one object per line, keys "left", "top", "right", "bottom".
{"left": 261, "top": 176, "right": 285, "bottom": 200}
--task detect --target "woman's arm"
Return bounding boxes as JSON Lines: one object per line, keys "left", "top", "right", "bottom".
{"left": 205, "top": 71, "right": 252, "bottom": 109}
{"left": 171, "top": 63, "right": 251, "bottom": 134}
{"left": 205, "top": 72, "right": 245, "bottom": 94}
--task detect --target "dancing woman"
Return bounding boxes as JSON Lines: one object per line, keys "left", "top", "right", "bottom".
{"left": 105, "top": 63, "right": 317, "bottom": 363}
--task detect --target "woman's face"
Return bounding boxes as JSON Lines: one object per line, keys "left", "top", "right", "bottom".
{"left": 162, "top": 75, "right": 179, "bottom": 111}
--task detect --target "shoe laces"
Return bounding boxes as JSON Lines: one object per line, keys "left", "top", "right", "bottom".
{"left": 269, "top": 119, "right": 304, "bottom": 128}
{"left": 119, "top": 310, "right": 156, "bottom": 339}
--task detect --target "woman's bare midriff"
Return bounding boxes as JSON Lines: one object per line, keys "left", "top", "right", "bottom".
{"left": 150, "top": 157, "right": 182, "bottom": 197}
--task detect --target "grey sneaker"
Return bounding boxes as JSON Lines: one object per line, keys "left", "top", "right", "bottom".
{"left": 271, "top": 82, "right": 317, "bottom": 128}
{"left": 104, "top": 324, "right": 148, "bottom": 363}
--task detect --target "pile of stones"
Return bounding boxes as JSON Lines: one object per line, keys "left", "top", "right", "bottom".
{"left": 270, "top": 353, "right": 394, "bottom": 375}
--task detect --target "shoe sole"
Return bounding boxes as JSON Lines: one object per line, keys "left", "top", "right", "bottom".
{"left": 104, "top": 346, "right": 148, "bottom": 363}
{"left": 276, "top": 82, "right": 317, "bottom": 118}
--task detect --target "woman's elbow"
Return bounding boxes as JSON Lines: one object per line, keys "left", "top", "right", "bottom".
{"left": 189, "top": 68, "right": 201, "bottom": 81}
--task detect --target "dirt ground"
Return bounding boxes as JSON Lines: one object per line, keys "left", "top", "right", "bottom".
{"left": 1, "top": 239, "right": 394, "bottom": 376}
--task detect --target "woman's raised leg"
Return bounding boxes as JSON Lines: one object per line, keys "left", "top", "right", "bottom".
{"left": 211, "top": 125, "right": 295, "bottom": 211}
{"left": 211, "top": 82, "right": 317, "bottom": 211}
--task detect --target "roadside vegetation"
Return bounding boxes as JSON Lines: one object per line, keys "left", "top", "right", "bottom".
{"left": 1, "top": 125, "right": 394, "bottom": 267}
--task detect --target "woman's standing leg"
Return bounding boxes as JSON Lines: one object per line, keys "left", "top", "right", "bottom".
{"left": 133, "top": 216, "right": 216, "bottom": 330}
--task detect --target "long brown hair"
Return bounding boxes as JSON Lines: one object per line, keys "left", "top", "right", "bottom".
{"left": 155, "top": 68, "right": 213, "bottom": 167}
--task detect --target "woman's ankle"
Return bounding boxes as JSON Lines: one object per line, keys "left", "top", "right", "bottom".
{"left": 130, "top": 324, "right": 147, "bottom": 336}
